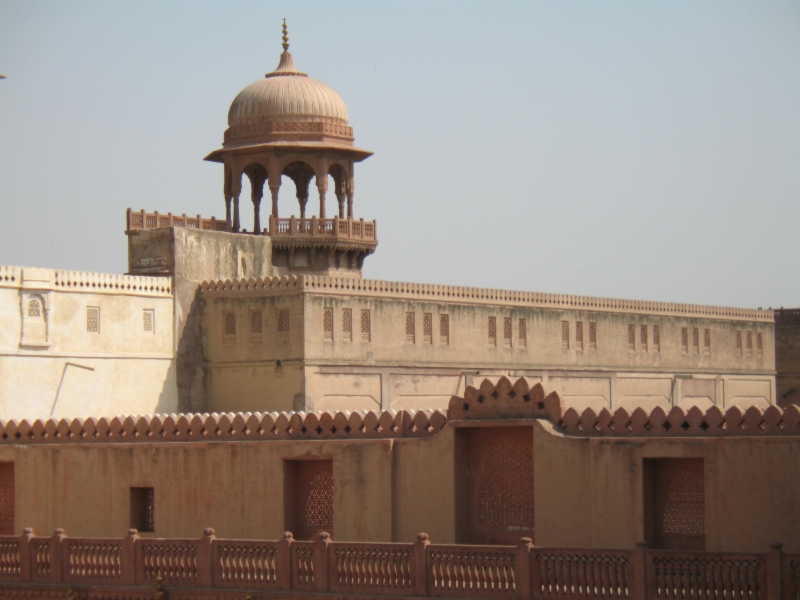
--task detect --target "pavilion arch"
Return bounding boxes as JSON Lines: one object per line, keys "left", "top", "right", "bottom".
{"left": 328, "top": 163, "right": 351, "bottom": 218}
{"left": 281, "top": 161, "right": 317, "bottom": 219}
{"left": 243, "top": 162, "right": 268, "bottom": 233}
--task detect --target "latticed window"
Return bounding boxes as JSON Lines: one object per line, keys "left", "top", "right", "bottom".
{"left": 250, "top": 310, "right": 262, "bottom": 337}
{"left": 503, "top": 318, "right": 512, "bottom": 348}
{"left": 653, "top": 325, "right": 660, "bottom": 352}
{"left": 360, "top": 309, "right": 370, "bottom": 342}
{"left": 518, "top": 319, "right": 527, "bottom": 349}
{"left": 703, "top": 329, "right": 711, "bottom": 355}
{"left": 87, "top": 307, "right": 100, "bottom": 333}
{"left": 736, "top": 331, "right": 743, "bottom": 356}
{"left": 405, "top": 312, "right": 415, "bottom": 344}
{"left": 305, "top": 470, "right": 334, "bottom": 529}
{"left": 440, "top": 315, "right": 450, "bottom": 345}
{"left": 323, "top": 308, "right": 333, "bottom": 342}
{"left": 627, "top": 324, "right": 635, "bottom": 351}
{"left": 746, "top": 331, "right": 753, "bottom": 356}
{"left": 130, "top": 487, "right": 154, "bottom": 533}
{"left": 640, "top": 325, "right": 648, "bottom": 352}
{"left": 423, "top": 313, "right": 433, "bottom": 345}
{"left": 692, "top": 328, "right": 700, "bottom": 354}
{"left": 223, "top": 312, "right": 236, "bottom": 341}
{"left": 575, "top": 321, "right": 583, "bottom": 350}
{"left": 589, "top": 322, "right": 597, "bottom": 350}
{"left": 478, "top": 440, "right": 534, "bottom": 529}
{"left": 27, "top": 299, "right": 41, "bottom": 317}
{"left": 681, "top": 327, "right": 689, "bottom": 353}
{"left": 0, "top": 463, "right": 14, "bottom": 536}
{"left": 561, "top": 321, "right": 569, "bottom": 350}
{"left": 756, "top": 332, "right": 763, "bottom": 358}
{"left": 488, "top": 317, "right": 497, "bottom": 347}
{"left": 277, "top": 309, "right": 290, "bottom": 342}
{"left": 342, "top": 309, "right": 352, "bottom": 342}
{"left": 143, "top": 309, "right": 154, "bottom": 334}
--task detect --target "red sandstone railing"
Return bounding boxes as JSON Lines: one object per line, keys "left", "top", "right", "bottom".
{"left": 126, "top": 208, "right": 231, "bottom": 233}
{"left": 268, "top": 215, "right": 377, "bottom": 242}
{"left": 0, "top": 529, "right": 793, "bottom": 599}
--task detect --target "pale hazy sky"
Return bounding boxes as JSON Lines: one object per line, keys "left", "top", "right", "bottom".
{"left": 1, "top": 1, "right": 798, "bottom": 308}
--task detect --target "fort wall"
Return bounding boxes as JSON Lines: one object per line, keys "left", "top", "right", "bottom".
{"left": 0, "top": 266, "right": 176, "bottom": 418}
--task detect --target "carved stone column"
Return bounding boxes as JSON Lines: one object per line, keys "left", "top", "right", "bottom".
{"left": 346, "top": 190, "right": 354, "bottom": 219}
{"left": 224, "top": 193, "right": 232, "bottom": 228}
{"left": 232, "top": 189, "right": 241, "bottom": 232}
{"left": 336, "top": 191, "right": 345, "bottom": 218}
{"left": 270, "top": 183, "right": 280, "bottom": 218}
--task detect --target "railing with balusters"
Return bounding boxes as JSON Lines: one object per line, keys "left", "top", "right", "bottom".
{"left": 0, "top": 529, "right": 793, "bottom": 599}
{"left": 126, "top": 209, "right": 231, "bottom": 233}
{"left": 268, "top": 215, "right": 377, "bottom": 243}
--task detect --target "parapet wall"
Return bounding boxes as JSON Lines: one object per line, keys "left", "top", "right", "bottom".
{"left": 200, "top": 274, "right": 774, "bottom": 322}
{"left": 0, "top": 409, "right": 447, "bottom": 445}
{"left": 0, "top": 265, "right": 172, "bottom": 296}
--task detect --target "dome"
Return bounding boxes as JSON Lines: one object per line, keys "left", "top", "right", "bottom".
{"left": 227, "top": 52, "right": 349, "bottom": 128}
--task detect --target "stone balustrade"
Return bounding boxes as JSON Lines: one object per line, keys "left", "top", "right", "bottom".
{"left": 268, "top": 215, "right": 377, "bottom": 243}
{"left": 126, "top": 208, "right": 231, "bottom": 233}
{"left": 0, "top": 529, "right": 794, "bottom": 599}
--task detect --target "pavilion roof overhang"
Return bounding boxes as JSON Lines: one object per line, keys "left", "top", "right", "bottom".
{"left": 204, "top": 141, "right": 374, "bottom": 164}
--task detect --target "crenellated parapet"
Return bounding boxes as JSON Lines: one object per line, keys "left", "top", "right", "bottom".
{"left": 0, "top": 409, "right": 447, "bottom": 445}
{"left": 449, "top": 376, "right": 800, "bottom": 438}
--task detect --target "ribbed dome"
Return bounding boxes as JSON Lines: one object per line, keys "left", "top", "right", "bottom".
{"left": 228, "top": 52, "right": 349, "bottom": 127}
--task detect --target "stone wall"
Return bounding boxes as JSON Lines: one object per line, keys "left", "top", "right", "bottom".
{"left": 199, "top": 275, "right": 776, "bottom": 414}
{"left": 0, "top": 266, "right": 176, "bottom": 418}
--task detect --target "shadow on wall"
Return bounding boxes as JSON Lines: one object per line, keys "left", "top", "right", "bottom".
{"left": 175, "top": 286, "right": 206, "bottom": 413}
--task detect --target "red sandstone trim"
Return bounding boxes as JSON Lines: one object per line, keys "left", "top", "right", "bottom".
{"left": 0, "top": 529, "right": 792, "bottom": 599}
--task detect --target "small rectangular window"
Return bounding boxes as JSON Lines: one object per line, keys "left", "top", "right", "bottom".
{"left": 342, "top": 309, "right": 352, "bottom": 343}
{"left": 692, "top": 328, "right": 700, "bottom": 354}
{"left": 736, "top": 331, "right": 743, "bottom": 356}
{"left": 746, "top": 331, "right": 753, "bottom": 356}
{"left": 406, "top": 312, "right": 415, "bottom": 344}
{"left": 360, "top": 309, "right": 371, "bottom": 342}
{"left": 703, "top": 329, "right": 711, "bottom": 355}
{"left": 0, "top": 463, "right": 14, "bottom": 536}
{"left": 628, "top": 324, "right": 635, "bottom": 351}
{"left": 681, "top": 327, "right": 689, "bottom": 354}
{"left": 130, "top": 487, "right": 154, "bottom": 533}
{"left": 653, "top": 325, "right": 660, "bottom": 353}
{"left": 143, "top": 309, "right": 154, "bottom": 334}
{"left": 440, "top": 315, "right": 450, "bottom": 346}
{"left": 503, "top": 317, "right": 512, "bottom": 348}
{"left": 640, "top": 325, "right": 648, "bottom": 352}
{"left": 589, "top": 322, "right": 597, "bottom": 350}
{"left": 518, "top": 319, "right": 527, "bottom": 349}
{"left": 756, "top": 332, "right": 763, "bottom": 358}
{"left": 223, "top": 311, "right": 236, "bottom": 344}
{"left": 575, "top": 321, "right": 583, "bottom": 350}
{"left": 561, "top": 321, "right": 570, "bottom": 350}
{"left": 323, "top": 308, "right": 333, "bottom": 342}
{"left": 488, "top": 317, "right": 497, "bottom": 347}
{"left": 423, "top": 313, "right": 433, "bottom": 345}
{"left": 277, "top": 309, "right": 290, "bottom": 342}
{"left": 87, "top": 307, "right": 100, "bottom": 333}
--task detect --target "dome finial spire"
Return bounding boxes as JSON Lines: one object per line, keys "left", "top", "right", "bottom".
{"left": 282, "top": 19, "right": 290, "bottom": 52}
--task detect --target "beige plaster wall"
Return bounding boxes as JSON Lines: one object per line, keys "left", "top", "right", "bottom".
{"left": 199, "top": 288, "right": 775, "bottom": 413}
{"left": 2, "top": 422, "right": 799, "bottom": 552}
{"left": 0, "top": 267, "right": 177, "bottom": 419}
{"left": 202, "top": 293, "right": 305, "bottom": 412}
{"left": 1, "top": 439, "right": 392, "bottom": 542}
{"left": 532, "top": 420, "right": 800, "bottom": 552}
